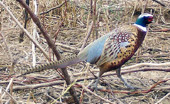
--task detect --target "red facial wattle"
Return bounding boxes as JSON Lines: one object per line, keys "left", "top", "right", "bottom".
{"left": 148, "top": 16, "right": 153, "bottom": 22}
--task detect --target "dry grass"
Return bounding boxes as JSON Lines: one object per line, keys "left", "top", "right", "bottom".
{"left": 0, "top": 0, "right": 170, "bottom": 103}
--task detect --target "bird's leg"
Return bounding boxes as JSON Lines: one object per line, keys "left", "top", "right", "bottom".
{"left": 116, "top": 68, "right": 134, "bottom": 89}
{"left": 93, "top": 74, "right": 100, "bottom": 90}
{"left": 91, "top": 71, "right": 102, "bottom": 91}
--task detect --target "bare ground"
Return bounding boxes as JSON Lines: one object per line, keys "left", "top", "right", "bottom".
{"left": 0, "top": 0, "right": 170, "bottom": 104}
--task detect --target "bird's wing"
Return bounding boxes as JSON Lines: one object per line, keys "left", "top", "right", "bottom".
{"left": 96, "top": 29, "right": 135, "bottom": 66}
{"left": 78, "top": 33, "right": 110, "bottom": 64}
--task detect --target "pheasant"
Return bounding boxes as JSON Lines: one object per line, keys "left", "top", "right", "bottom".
{"left": 18, "top": 13, "right": 153, "bottom": 89}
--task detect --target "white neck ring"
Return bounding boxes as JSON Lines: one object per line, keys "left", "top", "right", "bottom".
{"left": 133, "top": 24, "right": 147, "bottom": 32}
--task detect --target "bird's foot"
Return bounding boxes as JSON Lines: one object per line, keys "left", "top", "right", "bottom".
{"left": 123, "top": 81, "right": 140, "bottom": 90}
{"left": 90, "top": 83, "right": 99, "bottom": 91}
{"left": 119, "top": 77, "right": 139, "bottom": 90}
{"left": 90, "top": 86, "right": 103, "bottom": 92}
{"left": 88, "top": 80, "right": 102, "bottom": 91}
{"left": 90, "top": 86, "right": 98, "bottom": 91}
{"left": 124, "top": 83, "right": 135, "bottom": 90}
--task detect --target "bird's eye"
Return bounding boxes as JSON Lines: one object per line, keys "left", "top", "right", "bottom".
{"left": 147, "top": 16, "right": 153, "bottom": 22}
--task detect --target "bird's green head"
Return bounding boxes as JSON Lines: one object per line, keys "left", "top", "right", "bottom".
{"left": 135, "top": 13, "right": 153, "bottom": 27}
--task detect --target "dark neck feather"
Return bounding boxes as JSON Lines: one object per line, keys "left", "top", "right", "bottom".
{"left": 135, "top": 18, "right": 147, "bottom": 27}
{"left": 136, "top": 28, "right": 146, "bottom": 49}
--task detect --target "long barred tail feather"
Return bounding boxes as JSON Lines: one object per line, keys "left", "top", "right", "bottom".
{"left": 18, "top": 54, "right": 80, "bottom": 77}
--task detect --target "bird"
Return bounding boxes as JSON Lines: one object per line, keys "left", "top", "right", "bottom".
{"left": 18, "top": 13, "right": 153, "bottom": 89}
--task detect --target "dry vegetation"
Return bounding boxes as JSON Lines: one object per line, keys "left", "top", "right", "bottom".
{"left": 0, "top": 0, "right": 170, "bottom": 103}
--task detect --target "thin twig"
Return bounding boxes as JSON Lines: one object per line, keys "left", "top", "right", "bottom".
{"left": 13, "top": 80, "right": 64, "bottom": 90}
{"left": 0, "top": 1, "right": 50, "bottom": 61}
{"left": 154, "top": 86, "right": 170, "bottom": 90}
{"left": 19, "top": 0, "right": 29, "bottom": 43}
{"left": 155, "top": 92, "right": 170, "bottom": 104}
{"left": 1, "top": 78, "right": 14, "bottom": 99}
{"left": 149, "top": 28, "right": 170, "bottom": 32}
{"left": 80, "top": 21, "right": 94, "bottom": 50}
{"left": 54, "top": 20, "right": 64, "bottom": 41}
{"left": 0, "top": 32, "right": 15, "bottom": 74}
{"left": 122, "top": 62, "right": 170, "bottom": 70}
{"left": 16, "top": 0, "right": 61, "bottom": 60}
{"left": 32, "top": 0, "right": 38, "bottom": 66}
{"left": 40, "top": 0, "right": 69, "bottom": 15}
{"left": 55, "top": 42, "right": 81, "bottom": 51}
{"left": 1, "top": 87, "right": 17, "bottom": 103}
{"left": 152, "top": 0, "right": 166, "bottom": 7}
{"left": 81, "top": 85, "right": 115, "bottom": 104}
{"left": 0, "top": 32, "right": 13, "bottom": 65}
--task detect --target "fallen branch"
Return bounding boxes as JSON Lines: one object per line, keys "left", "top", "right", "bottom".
{"left": 100, "top": 78, "right": 170, "bottom": 94}
{"left": 150, "top": 28, "right": 170, "bottom": 32}
{"left": 11, "top": 62, "right": 170, "bottom": 90}
{"left": 13, "top": 80, "right": 64, "bottom": 90}
{"left": 154, "top": 86, "right": 170, "bottom": 90}
{"left": 74, "top": 64, "right": 170, "bottom": 77}
{"left": 11, "top": 66, "right": 170, "bottom": 90}
{"left": 122, "top": 62, "right": 170, "bottom": 70}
